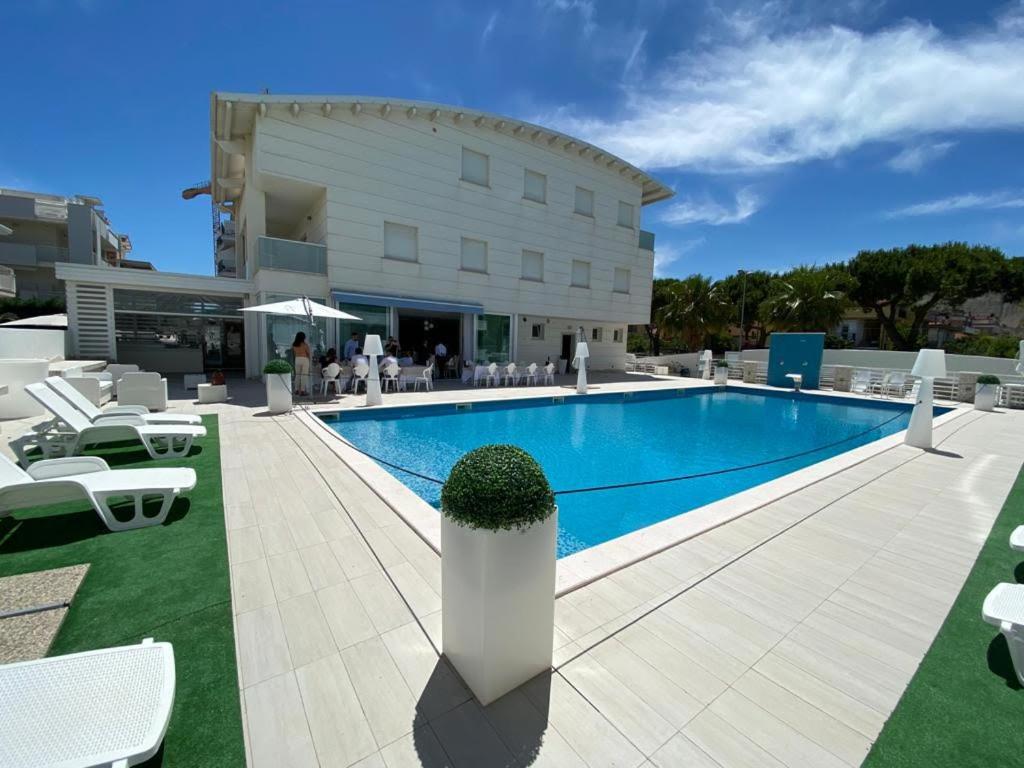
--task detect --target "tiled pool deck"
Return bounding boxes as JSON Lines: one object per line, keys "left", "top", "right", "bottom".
{"left": 4, "top": 374, "right": 1022, "bottom": 767}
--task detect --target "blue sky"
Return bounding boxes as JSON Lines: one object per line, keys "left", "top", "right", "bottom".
{"left": 2, "top": 0, "right": 1022, "bottom": 279}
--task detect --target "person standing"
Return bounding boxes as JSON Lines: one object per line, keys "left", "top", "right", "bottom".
{"left": 292, "top": 332, "right": 312, "bottom": 396}
{"left": 433, "top": 340, "right": 447, "bottom": 378}
{"left": 343, "top": 332, "right": 360, "bottom": 361}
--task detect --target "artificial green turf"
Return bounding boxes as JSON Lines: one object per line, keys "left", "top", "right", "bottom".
{"left": 0, "top": 415, "right": 244, "bottom": 768}
{"left": 863, "top": 465, "right": 1024, "bottom": 767}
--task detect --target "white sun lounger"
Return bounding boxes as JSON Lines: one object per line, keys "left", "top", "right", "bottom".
{"left": 0, "top": 638, "right": 175, "bottom": 767}
{"left": 12, "top": 383, "right": 206, "bottom": 466}
{"left": 0, "top": 453, "right": 196, "bottom": 531}
{"left": 1010, "top": 526, "right": 1024, "bottom": 552}
{"left": 982, "top": 583, "right": 1024, "bottom": 685}
{"left": 46, "top": 376, "right": 203, "bottom": 427}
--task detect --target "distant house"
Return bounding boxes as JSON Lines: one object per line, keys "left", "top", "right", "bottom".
{"left": 0, "top": 188, "right": 132, "bottom": 301}
{"left": 58, "top": 93, "right": 673, "bottom": 376}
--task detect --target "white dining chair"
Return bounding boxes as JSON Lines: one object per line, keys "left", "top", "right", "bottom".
{"left": 321, "top": 363, "right": 343, "bottom": 398}
{"left": 414, "top": 364, "right": 434, "bottom": 391}
{"left": 383, "top": 362, "right": 401, "bottom": 393}
{"left": 522, "top": 362, "right": 538, "bottom": 385}
{"left": 542, "top": 362, "right": 555, "bottom": 385}
{"left": 485, "top": 362, "right": 500, "bottom": 387}
{"left": 352, "top": 363, "right": 370, "bottom": 394}
{"left": 502, "top": 362, "right": 518, "bottom": 386}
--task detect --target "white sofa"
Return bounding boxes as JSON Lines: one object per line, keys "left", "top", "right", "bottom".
{"left": 64, "top": 374, "right": 114, "bottom": 406}
{"left": 116, "top": 372, "right": 168, "bottom": 412}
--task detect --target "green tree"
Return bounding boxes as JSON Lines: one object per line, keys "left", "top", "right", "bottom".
{"left": 657, "top": 275, "right": 729, "bottom": 351}
{"left": 848, "top": 242, "right": 1006, "bottom": 351}
{"left": 640, "top": 278, "right": 680, "bottom": 355}
{"left": 716, "top": 270, "right": 774, "bottom": 347}
{"left": 760, "top": 265, "right": 853, "bottom": 332}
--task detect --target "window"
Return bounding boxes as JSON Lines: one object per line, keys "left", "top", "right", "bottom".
{"left": 461, "top": 237, "right": 488, "bottom": 273}
{"left": 476, "top": 314, "right": 511, "bottom": 363}
{"left": 574, "top": 186, "right": 594, "bottom": 217}
{"left": 521, "top": 249, "right": 544, "bottom": 281}
{"left": 617, "top": 201, "right": 635, "bottom": 228}
{"left": 592, "top": 327, "right": 603, "bottom": 342}
{"left": 524, "top": 169, "right": 546, "bottom": 203}
{"left": 571, "top": 259, "right": 590, "bottom": 288}
{"left": 613, "top": 267, "right": 631, "bottom": 293}
{"left": 383, "top": 221, "right": 418, "bottom": 262}
{"left": 531, "top": 323, "right": 545, "bottom": 340}
{"left": 613, "top": 328, "right": 624, "bottom": 343}
{"left": 461, "top": 147, "right": 489, "bottom": 186}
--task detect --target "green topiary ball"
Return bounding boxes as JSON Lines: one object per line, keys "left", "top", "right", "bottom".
{"left": 263, "top": 359, "right": 294, "bottom": 374}
{"left": 977, "top": 374, "right": 1001, "bottom": 385}
{"left": 441, "top": 444, "right": 555, "bottom": 532}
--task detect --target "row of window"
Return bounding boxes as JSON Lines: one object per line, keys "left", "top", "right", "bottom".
{"left": 529, "top": 323, "right": 625, "bottom": 344}
{"left": 461, "top": 147, "right": 637, "bottom": 229}
{"left": 382, "top": 220, "right": 632, "bottom": 293}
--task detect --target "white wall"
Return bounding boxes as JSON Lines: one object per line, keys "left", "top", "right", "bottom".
{"left": 516, "top": 315, "right": 628, "bottom": 369}
{"left": 0, "top": 327, "right": 66, "bottom": 360}
{"left": 248, "top": 110, "right": 654, "bottom": 336}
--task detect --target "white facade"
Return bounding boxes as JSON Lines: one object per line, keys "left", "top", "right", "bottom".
{"left": 213, "top": 93, "right": 672, "bottom": 377}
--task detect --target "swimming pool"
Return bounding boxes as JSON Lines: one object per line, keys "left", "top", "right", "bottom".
{"left": 320, "top": 388, "right": 925, "bottom": 558}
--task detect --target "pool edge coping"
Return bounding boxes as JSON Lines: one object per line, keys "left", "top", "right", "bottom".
{"left": 292, "top": 384, "right": 970, "bottom": 596}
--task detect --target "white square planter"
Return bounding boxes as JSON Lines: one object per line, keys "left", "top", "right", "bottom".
{"left": 714, "top": 366, "right": 728, "bottom": 385}
{"left": 265, "top": 373, "right": 293, "bottom": 414}
{"left": 975, "top": 384, "right": 997, "bottom": 412}
{"left": 441, "top": 509, "right": 557, "bottom": 706}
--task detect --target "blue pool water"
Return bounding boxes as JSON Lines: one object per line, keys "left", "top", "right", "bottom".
{"left": 322, "top": 389, "right": 923, "bottom": 557}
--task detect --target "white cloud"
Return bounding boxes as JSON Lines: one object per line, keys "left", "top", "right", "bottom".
{"left": 536, "top": 0, "right": 596, "bottom": 37}
{"left": 653, "top": 237, "right": 706, "bottom": 277}
{"left": 887, "top": 141, "right": 956, "bottom": 172}
{"left": 480, "top": 10, "right": 499, "bottom": 48}
{"left": 545, "top": 11, "right": 1024, "bottom": 172}
{"left": 885, "top": 190, "right": 1024, "bottom": 217}
{"left": 660, "top": 188, "right": 761, "bottom": 226}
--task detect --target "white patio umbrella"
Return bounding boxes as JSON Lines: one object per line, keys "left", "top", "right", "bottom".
{"left": 241, "top": 297, "right": 361, "bottom": 394}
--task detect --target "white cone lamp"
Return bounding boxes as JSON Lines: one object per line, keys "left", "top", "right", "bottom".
{"left": 364, "top": 334, "right": 384, "bottom": 406}
{"left": 904, "top": 349, "right": 946, "bottom": 449}
{"left": 1016, "top": 340, "right": 1024, "bottom": 376}
{"left": 574, "top": 341, "right": 590, "bottom": 394}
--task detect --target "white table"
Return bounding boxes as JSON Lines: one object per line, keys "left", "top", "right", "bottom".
{"left": 399, "top": 365, "right": 428, "bottom": 389}
{"left": 464, "top": 365, "right": 501, "bottom": 385}
{"left": 197, "top": 383, "right": 227, "bottom": 403}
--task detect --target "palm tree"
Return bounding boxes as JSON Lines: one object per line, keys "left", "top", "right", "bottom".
{"left": 761, "top": 266, "right": 852, "bottom": 332}
{"left": 657, "top": 275, "right": 729, "bottom": 350}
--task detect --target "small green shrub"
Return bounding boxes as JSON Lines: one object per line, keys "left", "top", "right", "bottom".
{"left": 977, "top": 374, "right": 1001, "bottom": 385}
{"left": 441, "top": 444, "right": 555, "bottom": 532}
{"left": 263, "top": 359, "right": 293, "bottom": 375}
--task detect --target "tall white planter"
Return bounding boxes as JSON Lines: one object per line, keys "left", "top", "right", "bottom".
{"left": 265, "top": 373, "right": 293, "bottom": 414}
{"left": 442, "top": 509, "right": 557, "bottom": 705}
{"left": 714, "top": 365, "right": 728, "bottom": 385}
{"left": 975, "top": 383, "right": 997, "bottom": 412}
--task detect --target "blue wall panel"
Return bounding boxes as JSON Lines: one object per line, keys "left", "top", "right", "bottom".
{"left": 767, "top": 333, "right": 825, "bottom": 389}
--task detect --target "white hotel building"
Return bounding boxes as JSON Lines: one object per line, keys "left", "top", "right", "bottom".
{"left": 58, "top": 92, "right": 672, "bottom": 377}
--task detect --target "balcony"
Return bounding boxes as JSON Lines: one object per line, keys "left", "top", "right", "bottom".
{"left": 0, "top": 266, "right": 15, "bottom": 297}
{"left": 256, "top": 236, "right": 327, "bottom": 275}
{"left": 0, "top": 241, "right": 70, "bottom": 266}
{"left": 639, "top": 230, "right": 655, "bottom": 251}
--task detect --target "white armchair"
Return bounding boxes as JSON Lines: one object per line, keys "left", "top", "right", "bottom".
{"left": 116, "top": 372, "right": 168, "bottom": 412}
{"left": 65, "top": 373, "right": 114, "bottom": 406}
{"left": 104, "top": 364, "right": 141, "bottom": 396}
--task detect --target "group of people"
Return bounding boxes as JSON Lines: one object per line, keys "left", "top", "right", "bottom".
{"left": 289, "top": 330, "right": 454, "bottom": 396}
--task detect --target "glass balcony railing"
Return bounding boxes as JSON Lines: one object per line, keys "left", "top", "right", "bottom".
{"left": 257, "top": 236, "right": 327, "bottom": 274}
{"left": 0, "top": 242, "right": 70, "bottom": 265}
{"left": 639, "top": 230, "right": 655, "bottom": 251}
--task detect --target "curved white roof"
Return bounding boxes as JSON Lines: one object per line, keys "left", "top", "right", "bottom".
{"left": 210, "top": 92, "right": 673, "bottom": 207}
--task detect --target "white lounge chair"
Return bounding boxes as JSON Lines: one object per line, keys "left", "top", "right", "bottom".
{"left": 0, "top": 453, "right": 196, "bottom": 531}
{"left": 64, "top": 373, "right": 114, "bottom": 406}
{"left": 13, "top": 383, "right": 206, "bottom": 466}
{"left": 414, "top": 363, "right": 434, "bottom": 392}
{"left": 0, "top": 638, "right": 175, "bottom": 767}
{"left": 881, "top": 371, "right": 909, "bottom": 398}
{"left": 1010, "top": 526, "right": 1024, "bottom": 552}
{"left": 850, "top": 369, "right": 872, "bottom": 394}
{"left": 46, "top": 376, "right": 203, "bottom": 427}
{"left": 983, "top": 583, "right": 1024, "bottom": 685}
